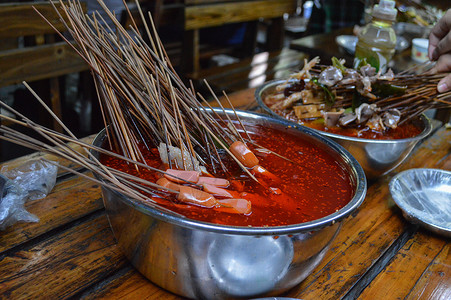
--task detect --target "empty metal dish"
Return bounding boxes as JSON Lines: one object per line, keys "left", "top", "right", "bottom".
{"left": 389, "top": 168, "right": 451, "bottom": 237}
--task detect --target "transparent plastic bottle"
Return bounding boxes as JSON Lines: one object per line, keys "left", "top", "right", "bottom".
{"left": 353, "top": 0, "right": 397, "bottom": 73}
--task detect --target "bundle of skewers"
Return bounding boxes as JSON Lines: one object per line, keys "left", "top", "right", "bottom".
{"left": 0, "top": 0, "right": 280, "bottom": 215}
{"left": 266, "top": 56, "right": 451, "bottom": 131}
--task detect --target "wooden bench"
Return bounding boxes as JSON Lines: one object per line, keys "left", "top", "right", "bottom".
{"left": 0, "top": 2, "right": 89, "bottom": 132}
{"left": 188, "top": 48, "right": 308, "bottom": 98}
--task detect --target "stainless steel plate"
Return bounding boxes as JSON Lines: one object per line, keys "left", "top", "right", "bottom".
{"left": 389, "top": 168, "right": 451, "bottom": 237}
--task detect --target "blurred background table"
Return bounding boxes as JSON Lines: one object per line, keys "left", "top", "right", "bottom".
{"left": 289, "top": 26, "right": 419, "bottom": 73}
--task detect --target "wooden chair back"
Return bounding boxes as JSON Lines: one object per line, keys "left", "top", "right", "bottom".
{"left": 0, "top": 2, "right": 89, "bottom": 132}
{"left": 181, "top": 0, "right": 296, "bottom": 74}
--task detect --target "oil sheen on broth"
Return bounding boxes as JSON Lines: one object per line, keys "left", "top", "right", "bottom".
{"left": 100, "top": 122, "right": 355, "bottom": 227}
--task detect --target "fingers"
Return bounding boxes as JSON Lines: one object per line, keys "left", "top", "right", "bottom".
{"left": 428, "top": 9, "right": 451, "bottom": 60}
{"left": 437, "top": 74, "right": 451, "bottom": 93}
{"left": 430, "top": 53, "right": 451, "bottom": 73}
{"left": 429, "top": 53, "right": 451, "bottom": 93}
{"left": 431, "top": 31, "right": 451, "bottom": 61}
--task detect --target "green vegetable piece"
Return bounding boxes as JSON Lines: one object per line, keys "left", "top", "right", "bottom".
{"left": 312, "top": 118, "right": 325, "bottom": 125}
{"left": 366, "top": 56, "right": 380, "bottom": 72}
{"left": 332, "top": 57, "right": 346, "bottom": 74}
{"left": 312, "top": 77, "right": 335, "bottom": 106}
{"left": 372, "top": 83, "right": 407, "bottom": 97}
{"left": 356, "top": 58, "right": 369, "bottom": 70}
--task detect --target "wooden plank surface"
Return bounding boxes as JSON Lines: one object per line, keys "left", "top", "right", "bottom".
{"left": 185, "top": 0, "right": 295, "bottom": 30}
{"left": 0, "top": 2, "right": 87, "bottom": 38}
{"left": 190, "top": 50, "right": 301, "bottom": 79}
{"left": 0, "top": 174, "right": 103, "bottom": 253}
{"left": 0, "top": 214, "right": 127, "bottom": 299}
{"left": 0, "top": 42, "right": 88, "bottom": 87}
{"left": 79, "top": 268, "right": 179, "bottom": 299}
{"left": 360, "top": 232, "right": 450, "bottom": 300}
{"left": 406, "top": 242, "right": 451, "bottom": 300}
{"left": 207, "top": 50, "right": 305, "bottom": 85}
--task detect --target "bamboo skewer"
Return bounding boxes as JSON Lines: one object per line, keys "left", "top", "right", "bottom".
{"left": 0, "top": 0, "right": 292, "bottom": 216}
{"left": 306, "top": 66, "right": 451, "bottom": 124}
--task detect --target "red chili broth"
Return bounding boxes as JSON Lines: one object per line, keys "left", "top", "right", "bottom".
{"left": 100, "top": 123, "right": 355, "bottom": 227}
{"left": 271, "top": 109, "right": 423, "bottom": 140}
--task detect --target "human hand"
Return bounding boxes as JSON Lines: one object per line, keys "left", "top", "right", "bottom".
{"left": 428, "top": 9, "right": 451, "bottom": 92}
{"left": 429, "top": 53, "right": 451, "bottom": 93}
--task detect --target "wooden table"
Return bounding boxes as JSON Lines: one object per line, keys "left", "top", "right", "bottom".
{"left": 289, "top": 27, "right": 419, "bottom": 73}
{"left": 0, "top": 89, "right": 450, "bottom": 299}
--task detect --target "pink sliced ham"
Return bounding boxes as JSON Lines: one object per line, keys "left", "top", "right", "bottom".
{"left": 177, "top": 186, "right": 217, "bottom": 208}
{"left": 217, "top": 198, "right": 252, "bottom": 214}
{"left": 164, "top": 169, "right": 199, "bottom": 184}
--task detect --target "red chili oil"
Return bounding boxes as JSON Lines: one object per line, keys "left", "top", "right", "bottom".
{"left": 277, "top": 110, "right": 423, "bottom": 140}
{"left": 100, "top": 122, "right": 355, "bottom": 227}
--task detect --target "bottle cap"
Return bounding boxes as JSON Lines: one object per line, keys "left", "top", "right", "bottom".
{"left": 372, "top": 0, "right": 397, "bottom": 21}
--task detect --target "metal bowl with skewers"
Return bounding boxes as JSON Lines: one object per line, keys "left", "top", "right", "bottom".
{"left": 255, "top": 57, "right": 442, "bottom": 179}
{"left": 91, "top": 108, "right": 367, "bottom": 299}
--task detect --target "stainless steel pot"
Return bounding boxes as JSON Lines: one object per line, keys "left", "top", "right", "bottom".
{"left": 255, "top": 80, "right": 433, "bottom": 179}
{"left": 92, "top": 109, "right": 367, "bottom": 299}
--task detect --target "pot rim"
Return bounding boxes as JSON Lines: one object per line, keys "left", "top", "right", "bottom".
{"left": 255, "top": 79, "right": 433, "bottom": 144}
{"left": 92, "top": 108, "right": 367, "bottom": 236}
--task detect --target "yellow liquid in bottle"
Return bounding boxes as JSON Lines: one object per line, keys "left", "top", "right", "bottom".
{"left": 354, "top": 19, "right": 396, "bottom": 73}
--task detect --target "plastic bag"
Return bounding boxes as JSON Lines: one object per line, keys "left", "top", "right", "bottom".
{"left": 0, "top": 160, "right": 58, "bottom": 230}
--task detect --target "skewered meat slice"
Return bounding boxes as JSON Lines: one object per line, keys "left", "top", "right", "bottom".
{"left": 318, "top": 66, "right": 343, "bottom": 87}
{"left": 377, "top": 68, "right": 394, "bottom": 81}
{"left": 366, "top": 114, "right": 385, "bottom": 131}
{"left": 322, "top": 109, "right": 345, "bottom": 127}
{"left": 265, "top": 92, "right": 285, "bottom": 107}
{"left": 280, "top": 92, "right": 303, "bottom": 109}
{"left": 356, "top": 103, "right": 379, "bottom": 124}
{"left": 198, "top": 176, "right": 229, "bottom": 187}
{"left": 382, "top": 109, "right": 401, "bottom": 129}
{"left": 289, "top": 56, "right": 320, "bottom": 80}
{"left": 301, "top": 89, "right": 324, "bottom": 104}
{"left": 339, "top": 112, "right": 357, "bottom": 126}
{"left": 294, "top": 103, "right": 326, "bottom": 118}
{"left": 360, "top": 65, "right": 376, "bottom": 77}
{"left": 217, "top": 198, "right": 252, "bottom": 214}
{"left": 177, "top": 186, "right": 217, "bottom": 208}
{"left": 202, "top": 183, "right": 235, "bottom": 198}
{"left": 165, "top": 169, "right": 200, "bottom": 184}
{"left": 341, "top": 69, "right": 361, "bottom": 85}
{"left": 156, "top": 177, "right": 181, "bottom": 192}
{"left": 229, "top": 141, "right": 259, "bottom": 168}
{"left": 356, "top": 76, "right": 376, "bottom": 99}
